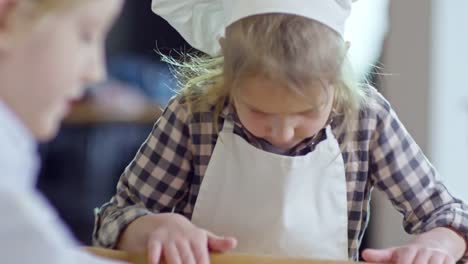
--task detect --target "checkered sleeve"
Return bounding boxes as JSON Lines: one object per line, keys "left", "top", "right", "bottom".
{"left": 93, "top": 96, "right": 194, "bottom": 248}
{"left": 369, "top": 92, "right": 468, "bottom": 260}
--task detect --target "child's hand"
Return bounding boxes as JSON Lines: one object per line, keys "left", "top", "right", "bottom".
{"left": 119, "top": 213, "right": 237, "bottom": 264}
{"left": 362, "top": 245, "right": 455, "bottom": 264}
{"left": 362, "top": 227, "right": 466, "bottom": 264}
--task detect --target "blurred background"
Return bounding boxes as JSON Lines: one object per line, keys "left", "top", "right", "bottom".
{"left": 37, "top": 0, "right": 468, "bottom": 258}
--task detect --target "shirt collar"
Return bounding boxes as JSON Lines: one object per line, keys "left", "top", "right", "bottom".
{"left": 220, "top": 100, "right": 337, "bottom": 154}
{"left": 0, "top": 99, "right": 39, "bottom": 189}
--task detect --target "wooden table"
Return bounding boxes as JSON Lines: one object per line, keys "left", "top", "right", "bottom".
{"left": 86, "top": 247, "right": 366, "bottom": 264}
{"left": 64, "top": 101, "right": 162, "bottom": 125}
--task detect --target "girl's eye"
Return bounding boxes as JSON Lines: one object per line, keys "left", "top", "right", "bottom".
{"left": 302, "top": 110, "right": 320, "bottom": 118}
{"left": 250, "top": 109, "right": 268, "bottom": 117}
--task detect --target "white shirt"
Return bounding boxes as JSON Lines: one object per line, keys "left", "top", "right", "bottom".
{"left": 0, "top": 100, "right": 124, "bottom": 264}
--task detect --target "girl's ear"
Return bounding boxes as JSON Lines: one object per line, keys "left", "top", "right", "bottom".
{"left": 0, "top": 0, "right": 18, "bottom": 54}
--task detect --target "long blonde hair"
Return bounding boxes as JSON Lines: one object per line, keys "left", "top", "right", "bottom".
{"left": 7, "top": 0, "right": 86, "bottom": 27}
{"left": 167, "top": 14, "right": 369, "bottom": 145}
{"left": 18, "top": 0, "right": 84, "bottom": 13}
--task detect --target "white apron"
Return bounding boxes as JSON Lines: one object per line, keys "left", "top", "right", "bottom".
{"left": 191, "top": 119, "right": 349, "bottom": 260}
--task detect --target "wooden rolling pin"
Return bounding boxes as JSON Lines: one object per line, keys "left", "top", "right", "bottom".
{"left": 85, "top": 247, "right": 367, "bottom": 264}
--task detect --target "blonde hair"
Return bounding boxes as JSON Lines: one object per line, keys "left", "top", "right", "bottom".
{"left": 19, "top": 0, "right": 84, "bottom": 14}
{"left": 7, "top": 0, "right": 85, "bottom": 28}
{"left": 167, "top": 14, "right": 369, "bottom": 146}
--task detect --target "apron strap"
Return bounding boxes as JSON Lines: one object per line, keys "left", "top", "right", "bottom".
{"left": 325, "top": 125, "right": 334, "bottom": 139}
{"left": 324, "top": 125, "right": 342, "bottom": 157}
{"left": 221, "top": 116, "right": 235, "bottom": 133}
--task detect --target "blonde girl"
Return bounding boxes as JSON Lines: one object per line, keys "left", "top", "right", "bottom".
{"left": 95, "top": 1, "right": 468, "bottom": 264}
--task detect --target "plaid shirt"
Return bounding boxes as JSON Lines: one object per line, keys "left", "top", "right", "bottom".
{"left": 93, "top": 87, "right": 468, "bottom": 261}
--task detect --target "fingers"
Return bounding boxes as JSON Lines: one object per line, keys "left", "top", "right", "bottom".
{"left": 413, "top": 248, "right": 432, "bottom": 264}
{"left": 191, "top": 240, "right": 210, "bottom": 264}
{"left": 395, "top": 246, "right": 418, "bottom": 264}
{"left": 206, "top": 231, "right": 237, "bottom": 252}
{"left": 148, "top": 238, "right": 163, "bottom": 264}
{"left": 164, "top": 242, "right": 182, "bottom": 264}
{"left": 361, "top": 248, "right": 395, "bottom": 263}
{"left": 144, "top": 214, "right": 236, "bottom": 264}
{"left": 429, "top": 253, "right": 446, "bottom": 264}
{"left": 176, "top": 240, "right": 196, "bottom": 264}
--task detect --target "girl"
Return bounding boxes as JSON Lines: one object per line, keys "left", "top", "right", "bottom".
{"left": 0, "top": 0, "right": 124, "bottom": 263}
{"left": 94, "top": 1, "right": 468, "bottom": 264}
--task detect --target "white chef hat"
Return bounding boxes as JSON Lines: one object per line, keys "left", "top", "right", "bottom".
{"left": 152, "top": 0, "right": 352, "bottom": 56}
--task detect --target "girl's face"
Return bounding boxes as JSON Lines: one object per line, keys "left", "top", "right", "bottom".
{"left": 234, "top": 76, "right": 334, "bottom": 151}
{"left": 0, "top": 0, "right": 122, "bottom": 141}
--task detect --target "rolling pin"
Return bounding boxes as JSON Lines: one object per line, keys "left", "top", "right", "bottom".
{"left": 85, "top": 247, "right": 368, "bottom": 264}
